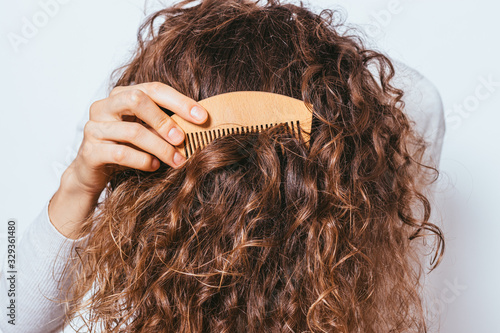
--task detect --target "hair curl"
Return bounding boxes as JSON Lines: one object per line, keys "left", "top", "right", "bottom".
{"left": 60, "top": 1, "right": 444, "bottom": 332}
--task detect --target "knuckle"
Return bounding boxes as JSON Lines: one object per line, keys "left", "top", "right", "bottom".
{"left": 126, "top": 89, "right": 146, "bottom": 108}
{"left": 158, "top": 116, "right": 174, "bottom": 133}
{"left": 110, "top": 86, "right": 123, "bottom": 96}
{"left": 112, "top": 146, "right": 127, "bottom": 163}
{"left": 84, "top": 121, "right": 106, "bottom": 140}
{"left": 148, "top": 81, "right": 164, "bottom": 94}
{"left": 125, "top": 123, "right": 142, "bottom": 141}
{"left": 89, "top": 101, "right": 100, "bottom": 118}
{"left": 80, "top": 141, "right": 95, "bottom": 161}
{"left": 83, "top": 121, "right": 95, "bottom": 138}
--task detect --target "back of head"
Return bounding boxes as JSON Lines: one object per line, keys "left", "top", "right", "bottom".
{"left": 64, "top": 1, "right": 444, "bottom": 332}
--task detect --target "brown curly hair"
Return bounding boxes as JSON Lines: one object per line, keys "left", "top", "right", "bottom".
{"left": 60, "top": 0, "right": 444, "bottom": 332}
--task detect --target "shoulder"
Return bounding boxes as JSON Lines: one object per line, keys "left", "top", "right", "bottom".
{"left": 390, "top": 58, "right": 446, "bottom": 168}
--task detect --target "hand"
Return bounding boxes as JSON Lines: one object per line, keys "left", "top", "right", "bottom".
{"left": 69, "top": 82, "right": 208, "bottom": 196}
{"left": 49, "top": 82, "right": 208, "bottom": 238}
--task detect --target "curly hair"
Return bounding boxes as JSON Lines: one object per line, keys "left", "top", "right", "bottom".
{"left": 60, "top": 0, "right": 444, "bottom": 332}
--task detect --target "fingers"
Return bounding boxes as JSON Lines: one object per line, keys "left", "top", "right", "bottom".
{"left": 89, "top": 91, "right": 182, "bottom": 145}
{"left": 90, "top": 82, "right": 208, "bottom": 139}
{"left": 112, "top": 82, "right": 208, "bottom": 123}
{"left": 84, "top": 120, "right": 186, "bottom": 168}
{"left": 81, "top": 140, "right": 161, "bottom": 172}
{"left": 84, "top": 82, "right": 202, "bottom": 172}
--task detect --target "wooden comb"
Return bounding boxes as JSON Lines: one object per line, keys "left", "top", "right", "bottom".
{"left": 171, "top": 91, "right": 313, "bottom": 158}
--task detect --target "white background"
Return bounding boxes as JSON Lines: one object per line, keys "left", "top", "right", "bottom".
{"left": 1, "top": 0, "right": 499, "bottom": 332}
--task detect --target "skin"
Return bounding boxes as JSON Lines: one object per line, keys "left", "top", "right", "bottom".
{"left": 48, "top": 82, "right": 209, "bottom": 239}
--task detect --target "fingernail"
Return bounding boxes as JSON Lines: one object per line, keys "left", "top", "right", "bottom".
{"left": 168, "top": 127, "right": 184, "bottom": 143}
{"left": 173, "top": 152, "right": 186, "bottom": 166}
{"left": 190, "top": 106, "right": 207, "bottom": 121}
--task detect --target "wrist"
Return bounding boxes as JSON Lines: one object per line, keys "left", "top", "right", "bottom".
{"left": 49, "top": 168, "right": 101, "bottom": 240}
{"left": 59, "top": 162, "right": 104, "bottom": 199}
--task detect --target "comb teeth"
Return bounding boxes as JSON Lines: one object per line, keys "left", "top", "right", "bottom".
{"left": 171, "top": 91, "right": 313, "bottom": 160}
{"left": 183, "top": 120, "right": 303, "bottom": 158}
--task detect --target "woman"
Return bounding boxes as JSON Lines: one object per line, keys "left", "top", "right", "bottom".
{"left": 0, "top": 0, "right": 445, "bottom": 332}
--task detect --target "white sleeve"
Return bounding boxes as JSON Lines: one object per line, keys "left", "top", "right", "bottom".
{"left": 391, "top": 59, "right": 446, "bottom": 169}
{"left": 0, "top": 200, "right": 89, "bottom": 333}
